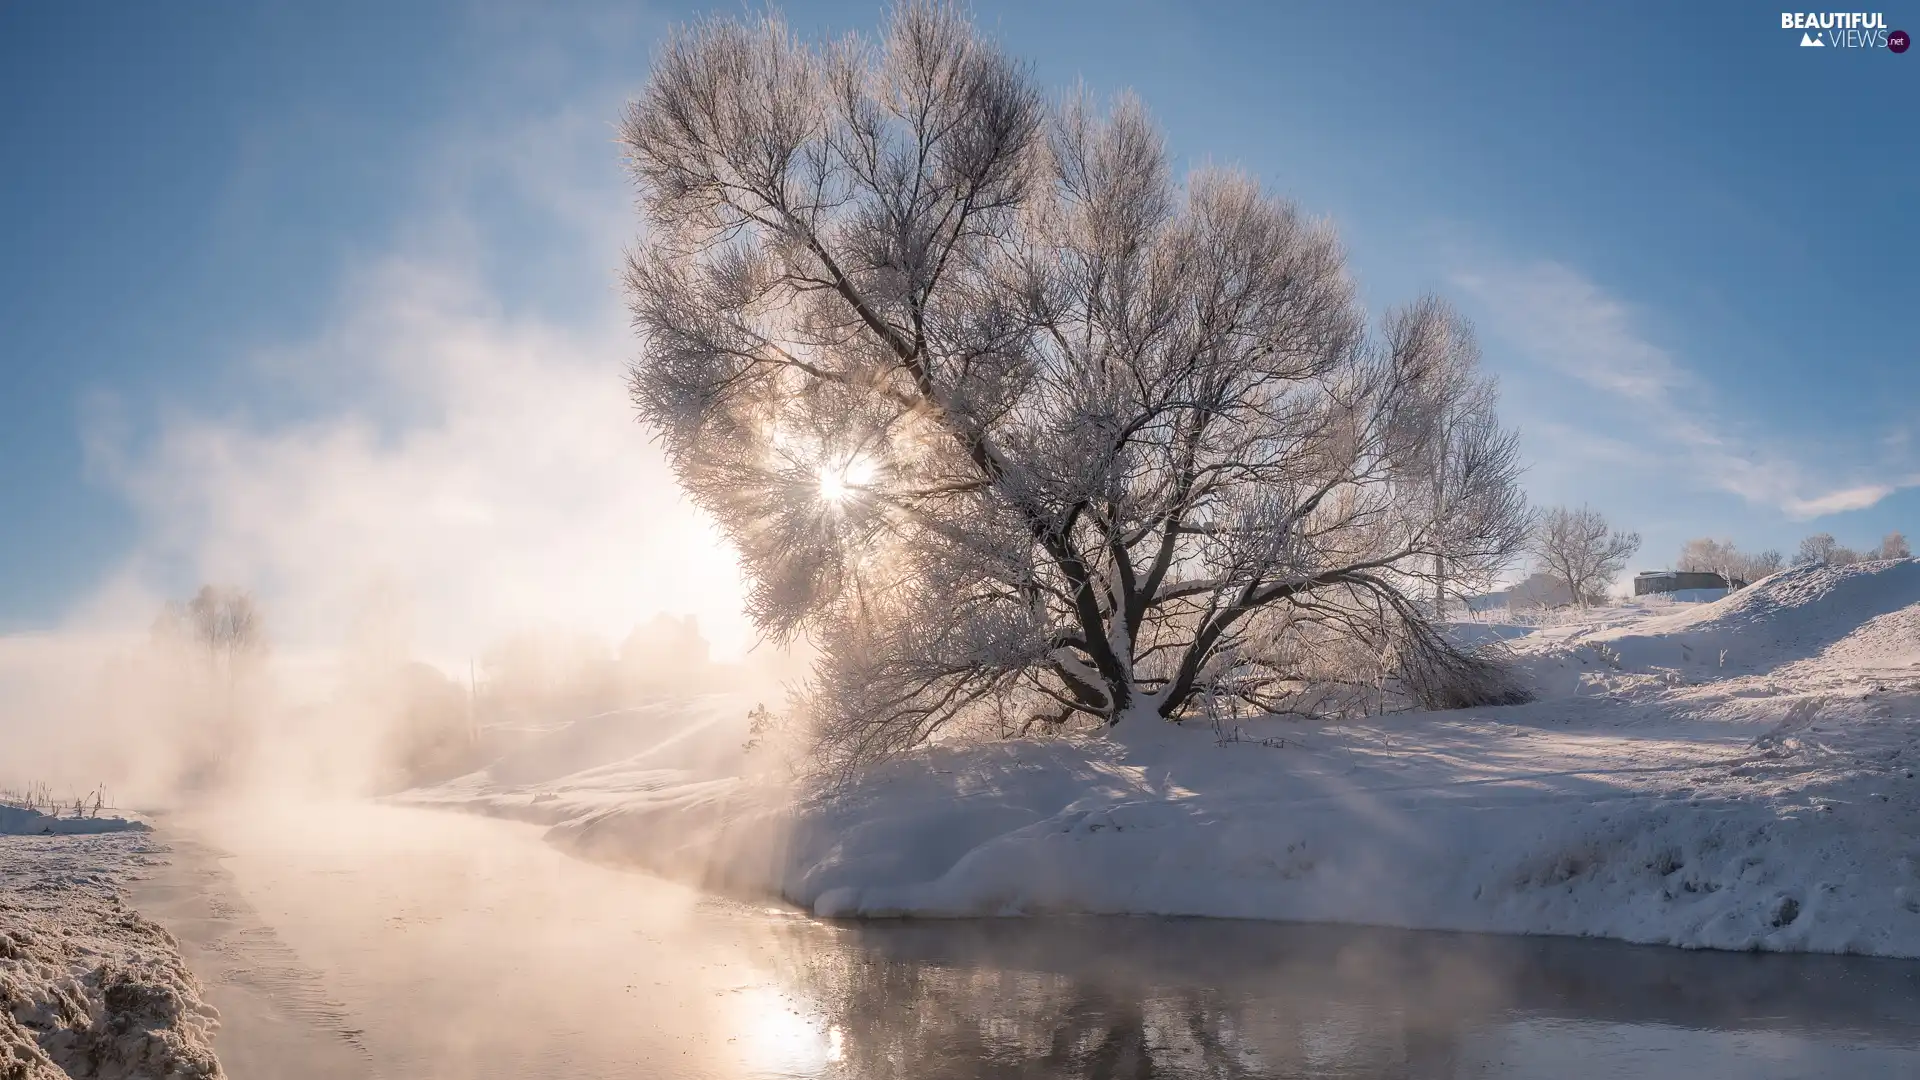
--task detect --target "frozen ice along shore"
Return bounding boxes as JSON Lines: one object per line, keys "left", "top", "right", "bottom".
{"left": 1, "top": 828, "right": 222, "bottom": 1080}
{"left": 402, "top": 560, "right": 1920, "bottom": 958}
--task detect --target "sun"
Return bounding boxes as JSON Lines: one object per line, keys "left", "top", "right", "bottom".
{"left": 817, "top": 456, "right": 876, "bottom": 503}
{"left": 817, "top": 469, "right": 849, "bottom": 502}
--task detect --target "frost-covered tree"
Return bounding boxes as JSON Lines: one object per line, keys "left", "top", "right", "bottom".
{"left": 1746, "top": 547, "right": 1786, "bottom": 580}
{"left": 1879, "top": 531, "right": 1911, "bottom": 560}
{"left": 1794, "top": 533, "right": 1861, "bottom": 566}
{"left": 1676, "top": 537, "right": 1736, "bottom": 583}
{"left": 155, "top": 584, "right": 266, "bottom": 691}
{"left": 1529, "top": 506, "right": 1638, "bottom": 608}
{"left": 1796, "top": 533, "right": 1836, "bottom": 565}
{"left": 152, "top": 584, "right": 267, "bottom": 781}
{"left": 186, "top": 585, "right": 264, "bottom": 674}
{"left": 620, "top": 2, "right": 1530, "bottom": 769}
{"left": 1676, "top": 537, "right": 1781, "bottom": 586}
{"left": 1389, "top": 299, "right": 1511, "bottom": 614}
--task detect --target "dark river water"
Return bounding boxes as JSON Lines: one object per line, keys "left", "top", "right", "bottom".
{"left": 132, "top": 803, "right": 1920, "bottom": 1079}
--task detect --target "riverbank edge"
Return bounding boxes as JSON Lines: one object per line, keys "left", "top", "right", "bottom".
{"left": 0, "top": 830, "right": 223, "bottom": 1079}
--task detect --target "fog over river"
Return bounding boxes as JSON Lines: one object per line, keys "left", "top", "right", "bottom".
{"left": 130, "top": 803, "right": 1920, "bottom": 1079}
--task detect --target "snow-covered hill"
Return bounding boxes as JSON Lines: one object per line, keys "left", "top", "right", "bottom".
{"left": 404, "top": 560, "right": 1920, "bottom": 956}
{"left": 1581, "top": 559, "right": 1920, "bottom": 676}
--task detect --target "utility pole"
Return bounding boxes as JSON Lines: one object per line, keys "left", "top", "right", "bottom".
{"left": 467, "top": 657, "right": 479, "bottom": 748}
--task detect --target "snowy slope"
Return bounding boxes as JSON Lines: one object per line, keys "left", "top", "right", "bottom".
{"left": 407, "top": 560, "right": 1920, "bottom": 957}
{"left": 393, "top": 694, "right": 754, "bottom": 827}
{"left": 1584, "top": 560, "right": 1920, "bottom": 676}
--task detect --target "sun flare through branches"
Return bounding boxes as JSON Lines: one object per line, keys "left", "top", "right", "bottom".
{"left": 816, "top": 456, "right": 875, "bottom": 505}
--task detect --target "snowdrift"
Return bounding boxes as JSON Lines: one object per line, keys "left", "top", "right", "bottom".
{"left": 1, "top": 833, "right": 222, "bottom": 1079}
{"left": 0, "top": 806, "right": 149, "bottom": 836}
{"left": 408, "top": 559, "right": 1920, "bottom": 957}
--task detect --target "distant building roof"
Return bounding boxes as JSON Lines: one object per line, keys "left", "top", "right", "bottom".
{"left": 1633, "top": 570, "right": 1745, "bottom": 595}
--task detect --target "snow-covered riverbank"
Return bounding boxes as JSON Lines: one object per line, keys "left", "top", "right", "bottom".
{"left": 1, "top": 830, "right": 223, "bottom": 1080}
{"left": 402, "top": 560, "right": 1920, "bottom": 957}
{"left": 0, "top": 808, "right": 150, "bottom": 838}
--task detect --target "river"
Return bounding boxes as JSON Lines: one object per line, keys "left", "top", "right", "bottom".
{"left": 129, "top": 801, "right": 1920, "bottom": 1079}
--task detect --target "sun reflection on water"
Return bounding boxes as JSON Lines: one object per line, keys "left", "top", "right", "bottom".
{"left": 730, "top": 984, "right": 841, "bottom": 1076}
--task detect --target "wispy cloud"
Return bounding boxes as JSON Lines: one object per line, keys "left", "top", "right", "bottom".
{"left": 1452, "top": 259, "right": 1918, "bottom": 521}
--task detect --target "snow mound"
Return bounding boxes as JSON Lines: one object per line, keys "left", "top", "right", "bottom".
{"left": 1819, "top": 599, "right": 1920, "bottom": 674}
{"left": 1564, "top": 560, "right": 1920, "bottom": 680}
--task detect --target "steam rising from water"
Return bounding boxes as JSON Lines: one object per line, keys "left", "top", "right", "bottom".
{"left": 0, "top": 251, "right": 795, "bottom": 802}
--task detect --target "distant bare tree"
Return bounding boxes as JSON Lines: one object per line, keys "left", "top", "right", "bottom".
{"left": 1794, "top": 533, "right": 1861, "bottom": 566}
{"left": 183, "top": 585, "right": 265, "bottom": 678}
{"left": 1529, "top": 506, "right": 1639, "bottom": 608}
{"left": 1880, "top": 531, "right": 1912, "bottom": 560}
{"left": 1677, "top": 537, "right": 1737, "bottom": 583}
{"left": 1747, "top": 548, "right": 1785, "bottom": 579}
{"left": 620, "top": 1, "right": 1531, "bottom": 771}
{"left": 156, "top": 584, "right": 267, "bottom": 777}
{"left": 1677, "top": 537, "right": 1782, "bottom": 586}
{"left": 1795, "top": 533, "right": 1836, "bottom": 565}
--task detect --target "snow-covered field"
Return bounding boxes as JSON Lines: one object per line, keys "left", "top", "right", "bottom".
{"left": 1, "top": 827, "right": 223, "bottom": 1080}
{"left": 402, "top": 560, "right": 1920, "bottom": 957}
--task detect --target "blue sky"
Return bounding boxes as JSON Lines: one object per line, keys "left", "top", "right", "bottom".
{"left": 2, "top": 0, "right": 1915, "bottom": 649}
